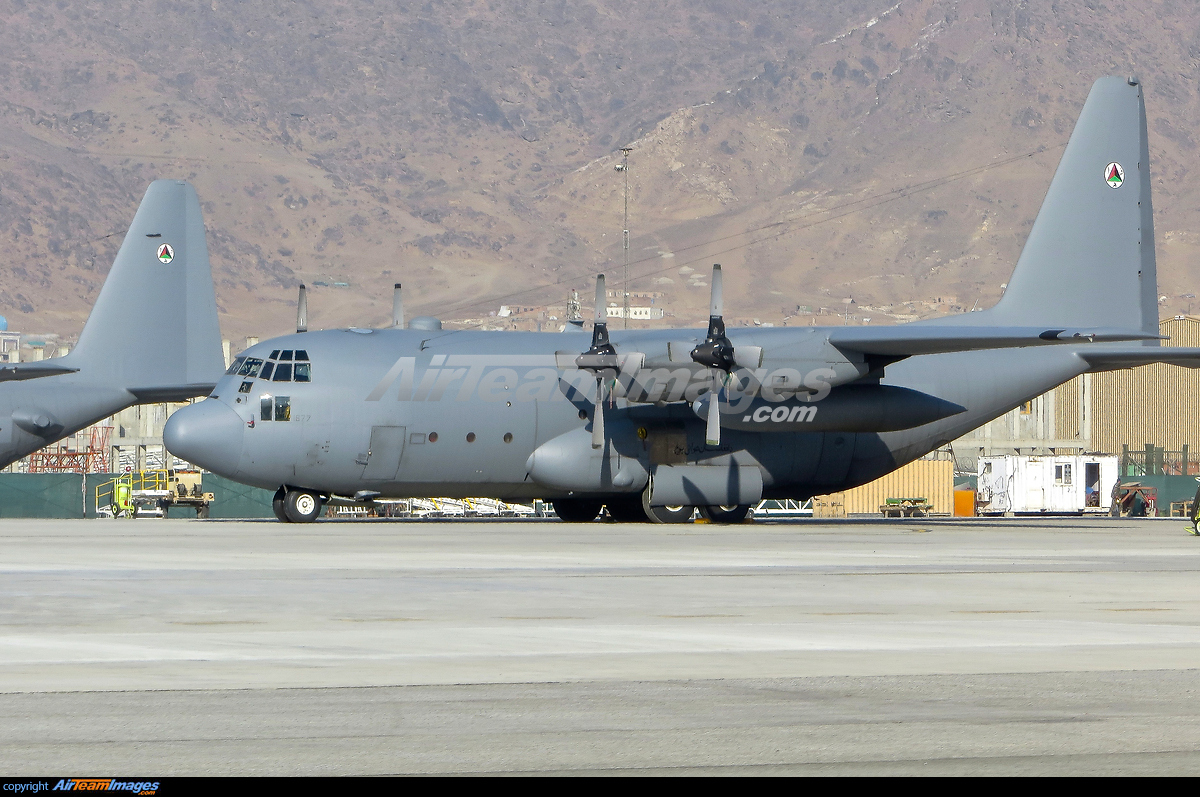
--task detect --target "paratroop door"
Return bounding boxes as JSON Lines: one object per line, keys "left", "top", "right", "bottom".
{"left": 362, "top": 425, "right": 406, "bottom": 480}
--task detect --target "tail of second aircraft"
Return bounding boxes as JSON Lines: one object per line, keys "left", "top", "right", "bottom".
{"left": 66, "top": 180, "right": 225, "bottom": 401}
{"left": 975, "top": 76, "right": 1158, "bottom": 340}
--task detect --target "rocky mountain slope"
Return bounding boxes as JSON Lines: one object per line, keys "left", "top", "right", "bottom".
{"left": 1, "top": 0, "right": 1198, "bottom": 340}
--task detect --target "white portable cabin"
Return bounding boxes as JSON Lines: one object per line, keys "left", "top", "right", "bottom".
{"left": 977, "top": 455, "right": 1119, "bottom": 514}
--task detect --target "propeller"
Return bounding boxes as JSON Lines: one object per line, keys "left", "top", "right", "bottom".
{"left": 690, "top": 265, "right": 735, "bottom": 446}
{"left": 575, "top": 274, "right": 619, "bottom": 448}
{"left": 296, "top": 284, "right": 308, "bottom": 333}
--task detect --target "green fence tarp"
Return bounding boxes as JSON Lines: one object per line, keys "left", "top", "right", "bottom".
{"left": 0, "top": 474, "right": 86, "bottom": 518}
{"left": 1123, "top": 475, "right": 1200, "bottom": 516}
{"left": 204, "top": 475, "right": 276, "bottom": 519}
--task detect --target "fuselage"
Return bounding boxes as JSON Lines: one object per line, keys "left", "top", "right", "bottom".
{"left": 165, "top": 325, "right": 1092, "bottom": 501}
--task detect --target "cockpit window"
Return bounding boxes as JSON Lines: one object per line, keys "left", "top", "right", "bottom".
{"left": 269, "top": 350, "right": 280, "bottom": 360}
{"left": 280, "top": 350, "right": 294, "bottom": 361}
{"left": 294, "top": 350, "right": 309, "bottom": 361}
{"left": 238, "top": 381, "right": 253, "bottom": 394}
{"left": 226, "top": 357, "right": 246, "bottom": 375}
{"left": 259, "top": 361, "right": 275, "bottom": 381}
{"left": 294, "top": 362, "right": 311, "bottom": 382}
{"left": 273, "top": 363, "right": 293, "bottom": 382}
{"left": 237, "top": 358, "right": 263, "bottom": 377}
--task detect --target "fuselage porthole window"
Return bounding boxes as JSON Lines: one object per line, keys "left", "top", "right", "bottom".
{"left": 275, "top": 396, "right": 291, "bottom": 421}
{"left": 226, "top": 356, "right": 247, "bottom": 375}
{"left": 269, "top": 350, "right": 281, "bottom": 360}
{"left": 273, "top": 363, "right": 293, "bottom": 382}
{"left": 294, "top": 350, "right": 309, "bottom": 361}
{"left": 260, "top": 361, "right": 275, "bottom": 381}
{"left": 280, "top": 350, "right": 294, "bottom": 361}
{"left": 260, "top": 395, "right": 273, "bottom": 422}
{"left": 294, "top": 363, "right": 311, "bottom": 382}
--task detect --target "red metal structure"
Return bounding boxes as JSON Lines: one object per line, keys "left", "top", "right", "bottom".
{"left": 26, "top": 426, "right": 112, "bottom": 473}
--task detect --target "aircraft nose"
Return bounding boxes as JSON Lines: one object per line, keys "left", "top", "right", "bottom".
{"left": 164, "top": 399, "right": 245, "bottom": 476}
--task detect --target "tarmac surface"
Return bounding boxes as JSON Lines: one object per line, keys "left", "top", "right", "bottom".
{"left": 3, "top": 515, "right": 1200, "bottom": 775}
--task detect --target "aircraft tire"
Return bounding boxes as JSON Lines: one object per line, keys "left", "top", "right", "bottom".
{"left": 698, "top": 504, "right": 751, "bottom": 524}
{"left": 605, "top": 496, "right": 647, "bottom": 523}
{"left": 640, "top": 490, "right": 694, "bottom": 524}
{"left": 272, "top": 487, "right": 290, "bottom": 523}
{"left": 551, "top": 499, "right": 603, "bottom": 523}
{"left": 283, "top": 489, "right": 322, "bottom": 523}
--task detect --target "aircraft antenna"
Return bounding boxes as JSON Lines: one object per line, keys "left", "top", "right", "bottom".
{"left": 296, "top": 284, "right": 308, "bottom": 333}
{"left": 392, "top": 283, "right": 404, "bottom": 328}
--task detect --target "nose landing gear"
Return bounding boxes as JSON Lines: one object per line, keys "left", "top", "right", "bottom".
{"left": 273, "top": 486, "right": 324, "bottom": 523}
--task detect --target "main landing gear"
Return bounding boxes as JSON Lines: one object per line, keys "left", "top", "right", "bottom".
{"left": 273, "top": 486, "right": 324, "bottom": 523}
{"left": 550, "top": 492, "right": 751, "bottom": 525}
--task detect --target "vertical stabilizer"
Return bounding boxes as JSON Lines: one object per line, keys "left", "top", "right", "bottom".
{"left": 67, "top": 180, "right": 225, "bottom": 399}
{"left": 982, "top": 76, "right": 1157, "bottom": 338}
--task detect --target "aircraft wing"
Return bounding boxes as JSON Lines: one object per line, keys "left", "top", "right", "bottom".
{"left": 1078, "top": 347, "right": 1200, "bottom": 371}
{"left": 826, "top": 326, "right": 1161, "bottom": 357}
{"left": 0, "top": 362, "right": 79, "bottom": 382}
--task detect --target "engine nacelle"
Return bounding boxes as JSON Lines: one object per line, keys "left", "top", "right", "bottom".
{"left": 692, "top": 384, "right": 965, "bottom": 432}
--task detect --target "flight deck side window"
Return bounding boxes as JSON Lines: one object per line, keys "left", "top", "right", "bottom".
{"left": 273, "top": 363, "right": 293, "bottom": 381}
{"left": 260, "top": 395, "right": 273, "bottom": 421}
{"left": 238, "top": 358, "right": 263, "bottom": 378}
{"left": 294, "top": 363, "right": 311, "bottom": 382}
{"left": 226, "top": 357, "right": 246, "bottom": 375}
{"left": 260, "top": 362, "right": 275, "bottom": 381}
{"left": 238, "top": 381, "right": 253, "bottom": 394}
{"left": 274, "top": 396, "right": 291, "bottom": 421}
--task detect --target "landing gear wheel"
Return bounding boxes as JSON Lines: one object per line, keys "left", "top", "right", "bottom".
{"left": 284, "top": 489, "right": 322, "bottom": 523}
{"left": 605, "top": 496, "right": 647, "bottom": 523}
{"left": 552, "top": 499, "right": 603, "bottom": 523}
{"left": 272, "top": 487, "right": 290, "bottom": 523}
{"left": 641, "top": 490, "right": 694, "bottom": 524}
{"left": 699, "top": 504, "right": 751, "bottom": 524}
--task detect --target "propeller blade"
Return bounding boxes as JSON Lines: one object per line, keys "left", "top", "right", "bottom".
{"left": 595, "top": 274, "right": 607, "bottom": 323}
{"left": 592, "top": 377, "right": 606, "bottom": 449}
{"left": 709, "top": 264, "right": 723, "bottom": 318}
{"left": 392, "top": 283, "right": 404, "bottom": 328}
{"left": 296, "top": 284, "right": 308, "bottom": 333}
{"left": 705, "top": 374, "right": 721, "bottom": 446}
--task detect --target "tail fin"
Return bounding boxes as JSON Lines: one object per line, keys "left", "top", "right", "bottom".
{"left": 67, "top": 180, "right": 225, "bottom": 401}
{"left": 983, "top": 76, "right": 1157, "bottom": 338}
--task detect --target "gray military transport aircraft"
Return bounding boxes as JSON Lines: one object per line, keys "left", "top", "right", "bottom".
{"left": 165, "top": 76, "right": 1200, "bottom": 524}
{"left": 0, "top": 180, "right": 224, "bottom": 469}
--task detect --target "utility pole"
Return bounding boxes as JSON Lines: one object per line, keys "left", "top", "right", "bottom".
{"left": 616, "top": 147, "right": 633, "bottom": 329}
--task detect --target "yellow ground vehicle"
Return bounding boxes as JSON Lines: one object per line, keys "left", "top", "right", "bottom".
{"left": 96, "top": 470, "right": 214, "bottom": 518}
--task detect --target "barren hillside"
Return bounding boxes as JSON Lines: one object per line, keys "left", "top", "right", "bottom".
{"left": 1, "top": 0, "right": 1198, "bottom": 340}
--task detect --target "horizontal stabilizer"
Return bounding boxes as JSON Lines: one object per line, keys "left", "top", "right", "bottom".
{"left": 1079, "top": 347, "right": 1200, "bottom": 372}
{"left": 828, "top": 326, "right": 1160, "bottom": 357}
{"left": 0, "top": 362, "right": 79, "bottom": 382}
{"left": 128, "top": 384, "right": 220, "bottom": 403}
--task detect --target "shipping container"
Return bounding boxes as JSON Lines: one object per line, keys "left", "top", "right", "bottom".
{"left": 976, "top": 455, "right": 1118, "bottom": 514}
{"left": 838, "top": 458, "right": 954, "bottom": 516}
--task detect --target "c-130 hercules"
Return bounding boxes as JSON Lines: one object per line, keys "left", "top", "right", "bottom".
{"left": 0, "top": 181, "right": 224, "bottom": 470}
{"left": 166, "top": 76, "right": 1200, "bottom": 524}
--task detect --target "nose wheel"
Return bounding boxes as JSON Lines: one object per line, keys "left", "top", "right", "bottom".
{"left": 274, "top": 486, "right": 323, "bottom": 523}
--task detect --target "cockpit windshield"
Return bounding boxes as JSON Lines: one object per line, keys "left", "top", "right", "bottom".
{"left": 236, "top": 358, "right": 263, "bottom": 378}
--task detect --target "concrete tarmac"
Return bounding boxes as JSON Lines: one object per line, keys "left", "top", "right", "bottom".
{"left": 3, "top": 516, "right": 1200, "bottom": 774}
